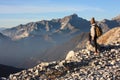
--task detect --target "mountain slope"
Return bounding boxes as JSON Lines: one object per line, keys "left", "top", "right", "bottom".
{"left": 98, "top": 17, "right": 120, "bottom": 32}
{"left": 0, "top": 32, "right": 11, "bottom": 45}
{"left": 0, "top": 28, "right": 6, "bottom": 32}
{"left": 8, "top": 27, "right": 120, "bottom": 80}
{"left": 0, "top": 64, "right": 23, "bottom": 78}
{"left": 98, "top": 27, "right": 120, "bottom": 45}
{"left": 0, "top": 33, "right": 10, "bottom": 40}
{"left": 40, "top": 32, "right": 89, "bottom": 61}
{"left": 38, "top": 27, "right": 120, "bottom": 62}
{"left": 0, "top": 14, "right": 120, "bottom": 69}
{"left": 0, "top": 14, "right": 90, "bottom": 68}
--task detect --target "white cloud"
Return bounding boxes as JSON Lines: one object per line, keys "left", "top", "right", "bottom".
{"left": 0, "top": 5, "right": 104, "bottom": 14}
{"left": 0, "top": 19, "right": 39, "bottom": 28}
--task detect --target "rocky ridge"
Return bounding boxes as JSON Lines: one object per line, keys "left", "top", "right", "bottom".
{"left": 1, "top": 14, "right": 89, "bottom": 41}
{"left": 8, "top": 41, "right": 120, "bottom": 79}
{"left": 2, "top": 14, "right": 120, "bottom": 41}
{"left": 98, "top": 27, "right": 120, "bottom": 45}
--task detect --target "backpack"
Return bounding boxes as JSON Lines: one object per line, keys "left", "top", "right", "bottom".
{"left": 95, "top": 25, "right": 102, "bottom": 38}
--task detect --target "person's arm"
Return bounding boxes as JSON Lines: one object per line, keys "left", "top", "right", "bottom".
{"left": 89, "top": 32, "right": 91, "bottom": 41}
{"left": 90, "top": 25, "right": 95, "bottom": 40}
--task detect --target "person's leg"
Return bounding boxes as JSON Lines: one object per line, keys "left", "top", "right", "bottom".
{"left": 89, "top": 32, "right": 91, "bottom": 42}
{"left": 94, "top": 36, "right": 99, "bottom": 55}
{"left": 94, "top": 38, "right": 97, "bottom": 53}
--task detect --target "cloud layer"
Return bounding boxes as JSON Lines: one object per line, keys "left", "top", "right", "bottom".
{"left": 0, "top": 5, "right": 104, "bottom": 14}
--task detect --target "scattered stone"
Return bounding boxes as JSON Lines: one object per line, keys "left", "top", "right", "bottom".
{"left": 65, "top": 50, "right": 75, "bottom": 60}
{"left": 7, "top": 42, "right": 120, "bottom": 80}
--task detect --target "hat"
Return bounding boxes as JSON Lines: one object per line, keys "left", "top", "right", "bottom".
{"left": 90, "top": 17, "right": 96, "bottom": 24}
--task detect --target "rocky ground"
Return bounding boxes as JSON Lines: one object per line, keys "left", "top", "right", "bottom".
{"left": 1, "top": 27, "right": 119, "bottom": 80}
{"left": 8, "top": 41, "right": 120, "bottom": 80}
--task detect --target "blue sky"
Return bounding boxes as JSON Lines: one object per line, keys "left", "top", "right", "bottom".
{"left": 0, "top": 0, "right": 120, "bottom": 28}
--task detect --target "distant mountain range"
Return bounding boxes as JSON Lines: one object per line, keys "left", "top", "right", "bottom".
{"left": 1, "top": 14, "right": 120, "bottom": 41}
{"left": 1, "top": 14, "right": 89, "bottom": 41}
{"left": 0, "top": 33, "right": 10, "bottom": 40}
{"left": 98, "top": 18, "right": 120, "bottom": 32}
{"left": 0, "top": 14, "right": 120, "bottom": 68}
{"left": 0, "top": 28, "right": 6, "bottom": 32}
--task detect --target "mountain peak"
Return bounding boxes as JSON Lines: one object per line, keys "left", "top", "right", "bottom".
{"left": 69, "top": 13, "right": 78, "bottom": 18}
{"left": 112, "top": 14, "right": 120, "bottom": 20}
{"left": 65, "top": 13, "right": 79, "bottom": 19}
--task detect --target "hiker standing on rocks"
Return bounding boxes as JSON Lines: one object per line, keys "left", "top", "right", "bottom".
{"left": 89, "top": 17, "right": 102, "bottom": 55}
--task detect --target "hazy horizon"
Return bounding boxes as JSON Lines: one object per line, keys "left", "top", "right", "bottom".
{"left": 0, "top": 0, "right": 120, "bottom": 28}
